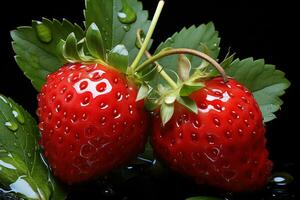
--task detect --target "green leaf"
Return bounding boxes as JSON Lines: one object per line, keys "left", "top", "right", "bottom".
{"left": 84, "top": 0, "right": 151, "bottom": 63}
{"left": 177, "top": 96, "right": 198, "bottom": 114}
{"left": 160, "top": 102, "right": 174, "bottom": 126}
{"left": 186, "top": 196, "right": 223, "bottom": 200}
{"left": 136, "top": 84, "right": 150, "bottom": 101}
{"left": 150, "top": 23, "right": 220, "bottom": 86}
{"left": 86, "top": 23, "right": 105, "bottom": 59}
{"left": 11, "top": 18, "right": 84, "bottom": 91}
{"left": 0, "top": 94, "right": 66, "bottom": 200}
{"left": 180, "top": 82, "right": 204, "bottom": 96}
{"left": 178, "top": 54, "right": 191, "bottom": 81}
{"left": 107, "top": 44, "right": 129, "bottom": 73}
{"left": 225, "top": 58, "right": 290, "bottom": 122}
{"left": 62, "top": 32, "right": 81, "bottom": 62}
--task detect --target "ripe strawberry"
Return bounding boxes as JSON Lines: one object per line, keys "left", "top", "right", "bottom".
{"left": 37, "top": 63, "right": 149, "bottom": 184}
{"left": 151, "top": 77, "right": 272, "bottom": 192}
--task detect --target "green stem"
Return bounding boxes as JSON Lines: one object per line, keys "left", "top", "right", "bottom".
{"left": 136, "top": 29, "right": 177, "bottom": 89}
{"left": 130, "top": 0, "right": 165, "bottom": 71}
{"left": 135, "top": 48, "right": 228, "bottom": 82}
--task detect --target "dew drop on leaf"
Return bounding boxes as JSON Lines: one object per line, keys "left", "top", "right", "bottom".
{"left": 117, "top": 0, "right": 137, "bottom": 24}
{"left": 12, "top": 107, "right": 25, "bottom": 124}
{"left": 32, "top": 21, "right": 52, "bottom": 43}
{"left": 4, "top": 121, "right": 18, "bottom": 132}
{"left": 123, "top": 25, "right": 130, "bottom": 32}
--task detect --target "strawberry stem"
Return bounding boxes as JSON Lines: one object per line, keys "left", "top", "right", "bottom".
{"left": 136, "top": 29, "right": 178, "bottom": 89}
{"left": 135, "top": 48, "right": 228, "bottom": 82}
{"left": 130, "top": 0, "right": 165, "bottom": 71}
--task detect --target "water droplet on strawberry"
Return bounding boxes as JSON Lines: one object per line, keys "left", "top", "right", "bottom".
{"left": 100, "top": 102, "right": 108, "bottom": 110}
{"left": 116, "top": 92, "right": 123, "bottom": 101}
{"left": 71, "top": 114, "right": 78, "bottom": 123}
{"left": 81, "top": 96, "right": 90, "bottom": 106}
{"left": 206, "top": 134, "right": 215, "bottom": 144}
{"left": 231, "top": 110, "right": 238, "bottom": 119}
{"left": 82, "top": 113, "right": 88, "bottom": 120}
{"left": 58, "top": 136, "right": 63, "bottom": 144}
{"left": 80, "top": 144, "right": 96, "bottom": 158}
{"left": 79, "top": 81, "right": 88, "bottom": 90}
{"left": 96, "top": 82, "right": 107, "bottom": 92}
{"left": 55, "top": 120, "right": 62, "bottom": 129}
{"left": 100, "top": 117, "right": 106, "bottom": 125}
{"left": 213, "top": 117, "right": 221, "bottom": 127}
{"left": 64, "top": 126, "right": 70, "bottom": 135}
{"left": 55, "top": 104, "right": 61, "bottom": 112}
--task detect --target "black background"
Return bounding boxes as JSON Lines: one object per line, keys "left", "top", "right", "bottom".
{"left": 1, "top": 0, "right": 299, "bottom": 199}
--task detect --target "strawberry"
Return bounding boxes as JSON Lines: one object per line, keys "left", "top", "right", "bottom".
{"left": 151, "top": 77, "right": 273, "bottom": 192}
{"left": 37, "top": 63, "right": 149, "bottom": 184}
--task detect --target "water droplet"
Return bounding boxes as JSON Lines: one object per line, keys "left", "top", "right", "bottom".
{"left": 5, "top": 121, "right": 18, "bottom": 131}
{"left": 238, "top": 128, "right": 243, "bottom": 135}
{"left": 117, "top": 0, "right": 137, "bottom": 24}
{"left": 33, "top": 21, "right": 52, "bottom": 43}
{"left": 271, "top": 172, "right": 294, "bottom": 186}
{"left": 47, "top": 112, "right": 52, "bottom": 120}
{"left": 113, "top": 109, "right": 121, "bottom": 119}
{"left": 249, "top": 111, "right": 254, "bottom": 119}
{"left": 123, "top": 25, "right": 130, "bottom": 32}
{"left": 244, "top": 119, "right": 250, "bottom": 127}
{"left": 213, "top": 117, "right": 221, "bottom": 127}
{"left": 51, "top": 95, "right": 56, "bottom": 102}
{"left": 12, "top": 107, "right": 25, "bottom": 124}
{"left": 82, "top": 113, "right": 88, "bottom": 120}
{"left": 100, "top": 102, "right": 108, "bottom": 110}
{"left": 80, "top": 144, "right": 95, "bottom": 158}
{"left": 92, "top": 71, "right": 101, "bottom": 80}
{"left": 116, "top": 92, "right": 123, "bottom": 101}
{"left": 241, "top": 96, "right": 249, "bottom": 104}
{"left": 113, "top": 78, "right": 118, "bottom": 84}
{"left": 199, "top": 103, "right": 207, "bottom": 109}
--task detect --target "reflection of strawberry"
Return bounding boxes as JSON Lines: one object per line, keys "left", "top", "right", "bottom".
{"left": 151, "top": 77, "right": 272, "bottom": 192}
{"left": 37, "top": 63, "right": 149, "bottom": 184}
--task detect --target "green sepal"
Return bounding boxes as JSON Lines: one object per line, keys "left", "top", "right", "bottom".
{"left": 180, "top": 82, "right": 204, "bottom": 96}
{"left": 160, "top": 102, "right": 174, "bottom": 126}
{"left": 140, "top": 65, "right": 158, "bottom": 81}
{"left": 177, "top": 96, "right": 198, "bottom": 114}
{"left": 63, "top": 32, "right": 81, "bottom": 62}
{"left": 178, "top": 54, "right": 191, "bottom": 81}
{"left": 86, "top": 23, "right": 105, "bottom": 59}
{"left": 136, "top": 84, "right": 151, "bottom": 101}
{"left": 144, "top": 99, "right": 159, "bottom": 111}
{"left": 107, "top": 44, "right": 129, "bottom": 73}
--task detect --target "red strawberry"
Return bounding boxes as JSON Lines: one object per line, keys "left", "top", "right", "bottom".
{"left": 151, "top": 77, "right": 272, "bottom": 192}
{"left": 37, "top": 63, "right": 149, "bottom": 184}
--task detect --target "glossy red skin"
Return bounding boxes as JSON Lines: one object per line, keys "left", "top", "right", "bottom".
{"left": 152, "top": 77, "right": 272, "bottom": 192}
{"left": 37, "top": 63, "right": 149, "bottom": 184}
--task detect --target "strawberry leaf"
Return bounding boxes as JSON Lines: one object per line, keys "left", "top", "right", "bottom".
{"left": 0, "top": 94, "right": 66, "bottom": 200}
{"left": 86, "top": 23, "right": 105, "bottom": 59}
{"left": 225, "top": 58, "right": 290, "bottom": 122}
{"left": 107, "top": 44, "right": 129, "bottom": 73}
{"left": 160, "top": 102, "right": 174, "bottom": 126}
{"left": 150, "top": 23, "right": 220, "bottom": 86}
{"left": 11, "top": 18, "right": 84, "bottom": 91}
{"left": 84, "top": 0, "right": 151, "bottom": 63}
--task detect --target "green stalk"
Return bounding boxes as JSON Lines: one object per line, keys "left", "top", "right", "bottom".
{"left": 136, "top": 29, "right": 178, "bottom": 89}
{"left": 130, "top": 0, "right": 165, "bottom": 71}
{"left": 135, "top": 48, "right": 228, "bottom": 82}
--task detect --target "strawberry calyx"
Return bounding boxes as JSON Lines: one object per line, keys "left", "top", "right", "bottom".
{"left": 134, "top": 29, "right": 229, "bottom": 125}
